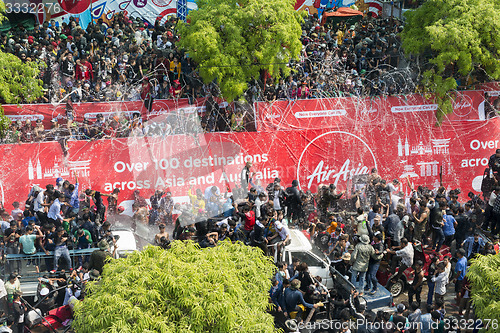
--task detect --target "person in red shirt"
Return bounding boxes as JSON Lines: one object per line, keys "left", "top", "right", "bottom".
{"left": 237, "top": 205, "right": 255, "bottom": 239}
{"left": 141, "top": 77, "right": 153, "bottom": 111}
{"left": 75, "top": 55, "right": 94, "bottom": 82}
{"left": 169, "top": 79, "right": 182, "bottom": 98}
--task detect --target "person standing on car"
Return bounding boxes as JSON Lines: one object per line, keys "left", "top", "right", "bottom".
{"left": 285, "top": 180, "right": 302, "bottom": 224}
{"left": 350, "top": 234, "right": 377, "bottom": 294}
{"left": 49, "top": 227, "right": 72, "bottom": 274}
{"left": 297, "top": 263, "right": 314, "bottom": 293}
{"left": 240, "top": 161, "right": 252, "bottom": 192}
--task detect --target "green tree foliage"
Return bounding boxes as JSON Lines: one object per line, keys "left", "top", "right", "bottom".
{"left": 402, "top": 0, "right": 500, "bottom": 122}
{"left": 0, "top": 1, "right": 45, "bottom": 138}
{"left": 467, "top": 254, "right": 500, "bottom": 332}
{"left": 0, "top": 1, "right": 5, "bottom": 22}
{"left": 178, "top": 0, "right": 304, "bottom": 102}
{"left": 0, "top": 51, "right": 44, "bottom": 138}
{"left": 73, "top": 241, "right": 278, "bottom": 333}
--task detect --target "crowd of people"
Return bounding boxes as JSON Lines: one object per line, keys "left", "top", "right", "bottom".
{"left": 0, "top": 151, "right": 499, "bottom": 331}
{"left": 3, "top": 12, "right": 409, "bottom": 104}
{"left": 1, "top": 97, "right": 254, "bottom": 145}
{"left": 0, "top": 9, "right": 499, "bottom": 331}
{"left": 3, "top": 9, "right": 500, "bottom": 144}
{"left": 0, "top": 9, "right": 417, "bottom": 144}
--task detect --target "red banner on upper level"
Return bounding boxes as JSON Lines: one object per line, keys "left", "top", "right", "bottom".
{"left": 255, "top": 90, "right": 485, "bottom": 131}
{"left": 2, "top": 98, "right": 206, "bottom": 128}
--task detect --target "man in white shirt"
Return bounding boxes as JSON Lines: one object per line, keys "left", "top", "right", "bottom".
{"left": 484, "top": 187, "right": 499, "bottom": 230}
{"left": 255, "top": 193, "right": 267, "bottom": 219}
{"left": 387, "top": 179, "right": 401, "bottom": 211}
{"left": 387, "top": 238, "right": 414, "bottom": 281}
{"left": 34, "top": 189, "right": 48, "bottom": 225}
{"left": 431, "top": 262, "right": 449, "bottom": 304}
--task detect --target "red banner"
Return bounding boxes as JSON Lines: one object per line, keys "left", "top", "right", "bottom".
{"left": 255, "top": 91, "right": 485, "bottom": 131}
{"left": 1, "top": 118, "right": 499, "bottom": 210}
{"left": 2, "top": 98, "right": 208, "bottom": 128}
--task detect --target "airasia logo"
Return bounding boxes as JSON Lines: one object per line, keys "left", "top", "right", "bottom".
{"left": 296, "top": 131, "right": 377, "bottom": 191}
{"left": 453, "top": 95, "right": 473, "bottom": 117}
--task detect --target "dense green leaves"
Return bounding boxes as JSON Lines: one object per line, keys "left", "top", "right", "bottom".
{"left": 402, "top": 0, "right": 500, "bottom": 122}
{"left": 178, "top": 0, "right": 304, "bottom": 102}
{"left": 0, "top": 51, "right": 44, "bottom": 105}
{"left": 0, "top": 2, "right": 44, "bottom": 137}
{"left": 467, "top": 254, "right": 500, "bottom": 332}
{"left": 73, "top": 241, "right": 278, "bottom": 333}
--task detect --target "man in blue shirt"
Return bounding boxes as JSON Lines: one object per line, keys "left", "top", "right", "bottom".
{"left": 453, "top": 248, "right": 467, "bottom": 305}
{"left": 442, "top": 213, "right": 457, "bottom": 246}
{"left": 67, "top": 173, "right": 79, "bottom": 217}
{"left": 462, "top": 233, "right": 485, "bottom": 259}
{"left": 283, "top": 279, "right": 319, "bottom": 322}
{"left": 269, "top": 277, "right": 285, "bottom": 314}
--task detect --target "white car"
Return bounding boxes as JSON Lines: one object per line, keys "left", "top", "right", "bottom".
{"left": 111, "top": 229, "right": 138, "bottom": 258}
{"left": 280, "top": 229, "right": 333, "bottom": 289}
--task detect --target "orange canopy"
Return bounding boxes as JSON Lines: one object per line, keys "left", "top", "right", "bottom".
{"left": 321, "top": 8, "right": 364, "bottom": 25}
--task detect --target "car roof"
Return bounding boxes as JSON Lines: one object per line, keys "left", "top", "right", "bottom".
{"left": 286, "top": 229, "right": 312, "bottom": 252}
{"left": 112, "top": 229, "right": 137, "bottom": 252}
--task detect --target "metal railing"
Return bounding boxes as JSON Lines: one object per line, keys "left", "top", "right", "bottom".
{"left": 4, "top": 248, "right": 99, "bottom": 281}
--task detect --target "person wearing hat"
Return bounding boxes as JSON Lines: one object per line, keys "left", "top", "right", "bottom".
{"left": 272, "top": 220, "right": 290, "bottom": 255}
{"left": 335, "top": 252, "right": 351, "bottom": 278}
{"left": 88, "top": 269, "right": 101, "bottom": 281}
{"left": 350, "top": 234, "right": 377, "bottom": 294}
{"left": 391, "top": 303, "right": 409, "bottom": 330}
{"left": 88, "top": 239, "right": 116, "bottom": 274}
{"left": 283, "top": 279, "right": 320, "bottom": 322}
